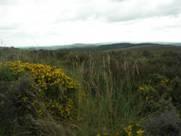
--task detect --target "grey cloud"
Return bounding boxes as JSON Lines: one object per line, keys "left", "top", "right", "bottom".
{"left": 0, "top": 26, "right": 17, "bottom": 31}
{"left": 104, "top": 9, "right": 181, "bottom": 22}
{"left": 0, "top": 0, "right": 17, "bottom": 5}
{"left": 55, "top": 0, "right": 181, "bottom": 23}
{"left": 0, "top": 24, "right": 19, "bottom": 31}
{"left": 96, "top": 1, "right": 181, "bottom": 22}
{"left": 110, "top": 0, "right": 126, "bottom": 2}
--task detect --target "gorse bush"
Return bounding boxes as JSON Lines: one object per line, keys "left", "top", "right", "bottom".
{"left": 0, "top": 75, "right": 75, "bottom": 136}
{"left": 0, "top": 61, "right": 79, "bottom": 136}
{"left": 0, "top": 75, "right": 42, "bottom": 136}
{"left": 1, "top": 61, "right": 78, "bottom": 120}
{"left": 4, "top": 61, "right": 77, "bottom": 90}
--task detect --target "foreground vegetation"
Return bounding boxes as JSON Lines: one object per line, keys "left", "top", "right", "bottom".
{"left": 0, "top": 45, "right": 181, "bottom": 136}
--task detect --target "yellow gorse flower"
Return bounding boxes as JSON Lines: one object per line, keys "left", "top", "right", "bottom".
{"left": 4, "top": 61, "right": 78, "bottom": 90}
{"left": 136, "top": 129, "right": 144, "bottom": 136}
{"left": 124, "top": 124, "right": 144, "bottom": 136}
{"left": 124, "top": 125, "right": 133, "bottom": 136}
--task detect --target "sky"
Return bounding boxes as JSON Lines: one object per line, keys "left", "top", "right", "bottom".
{"left": 0, "top": 0, "right": 181, "bottom": 47}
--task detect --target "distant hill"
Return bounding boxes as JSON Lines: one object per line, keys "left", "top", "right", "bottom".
{"left": 17, "top": 42, "right": 177, "bottom": 51}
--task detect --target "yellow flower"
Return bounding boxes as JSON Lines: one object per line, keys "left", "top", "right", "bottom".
{"left": 136, "top": 129, "right": 144, "bottom": 136}
{"left": 124, "top": 125, "right": 132, "bottom": 136}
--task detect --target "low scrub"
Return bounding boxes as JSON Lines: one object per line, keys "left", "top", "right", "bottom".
{"left": 0, "top": 61, "right": 79, "bottom": 136}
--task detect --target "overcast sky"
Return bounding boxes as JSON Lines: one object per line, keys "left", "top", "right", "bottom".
{"left": 0, "top": 0, "right": 181, "bottom": 47}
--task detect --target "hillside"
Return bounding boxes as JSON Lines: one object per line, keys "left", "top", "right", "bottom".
{"left": 0, "top": 45, "right": 181, "bottom": 136}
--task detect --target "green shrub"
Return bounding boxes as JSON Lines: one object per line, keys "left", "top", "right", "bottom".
{"left": 0, "top": 75, "right": 76, "bottom": 136}
{"left": 143, "top": 108, "right": 181, "bottom": 136}
{"left": 0, "top": 66, "right": 16, "bottom": 81}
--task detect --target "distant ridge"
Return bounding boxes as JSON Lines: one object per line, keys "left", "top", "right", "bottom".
{"left": 17, "top": 42, "right": 177, "bottom": 51}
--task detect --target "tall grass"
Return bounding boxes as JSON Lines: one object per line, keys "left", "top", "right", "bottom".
{"left": 66, "top": 52, "right": 146, "bottom": 135}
